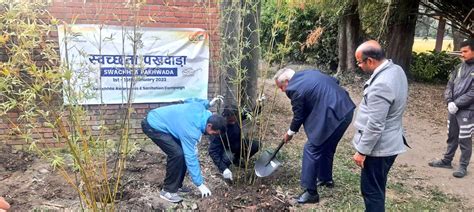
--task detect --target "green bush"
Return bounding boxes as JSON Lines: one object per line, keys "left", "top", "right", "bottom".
{"left": 410, "top": 51, "right": 461, "bottom": 83}
{"left": 260, "top": 2, "right": 339, "bottom": 72}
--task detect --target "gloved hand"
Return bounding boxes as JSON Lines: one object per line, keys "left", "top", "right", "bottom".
{"left": 448, "top": 102, "right": 458, "bottom": 114}
{"left": 222, "top": 168, "right": 233, "bottom": 180}
{"left": 209, "top": 95, "right": 224, "bottom": 106}
{"left": 198, "top": 184, "right": 212, "bottom": 198}
{"left": 256, "top": 94, "right": 266, "bottom": 103}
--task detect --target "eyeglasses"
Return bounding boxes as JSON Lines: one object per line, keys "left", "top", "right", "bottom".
{"left": 356, "top": 58, "right": 368, "bottom": 65}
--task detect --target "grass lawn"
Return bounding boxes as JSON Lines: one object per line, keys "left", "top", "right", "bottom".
{"left": 275, "top": 137, "right": 468, "bottom": 210}
{"left": 314, "top": 140, "right": 466, "bottom": 210}
{"left": 412, "top": 38, "right": 454, "bottom": 53}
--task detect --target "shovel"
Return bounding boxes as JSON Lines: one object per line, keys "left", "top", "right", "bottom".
{"left": 254, "top": 140, "right": 285, "bottom": 177}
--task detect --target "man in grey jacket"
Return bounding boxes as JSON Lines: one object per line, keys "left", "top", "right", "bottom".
{"left": 428, "top": 39, "right": 474, "bottom": 178}
{"left": 351, "top": 40, "right": 408, "bottom": 212}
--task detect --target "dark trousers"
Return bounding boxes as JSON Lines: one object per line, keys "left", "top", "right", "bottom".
{"left": 300, "top": 111, "right": 353, "bottom": 192}
{"left": 141, "top": 119, "right": 186, "bottom": 193}
{"left": 443, "top": 111, "right": 473, "bottom": 168}
{"left": 361, "top": 155, "right": 397, "bottom": 212}
{"left": 223, "top": 139, "right": 260, "bottom": 167}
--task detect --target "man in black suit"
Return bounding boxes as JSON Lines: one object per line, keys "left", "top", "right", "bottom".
{"left": 274, "top": 68, "right": 355, "bottom": 204}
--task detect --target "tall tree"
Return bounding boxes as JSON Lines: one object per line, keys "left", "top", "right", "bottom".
{"left": 385, "top": 0, "right": 420, "bottom": 73}
{"left": 434, "top": 16, "right": 446, "bottom": 52}
{"left": 220, "top": 0, "right": 241, "bottom": 106}
{"left": 240, "top": 0, "right": 260, "bottom": 107}
{"left": 336, "top": 0, "right": 361, "bottom": 76}
{"left": 420, "top": 0, "right": 474, "bottom": 38}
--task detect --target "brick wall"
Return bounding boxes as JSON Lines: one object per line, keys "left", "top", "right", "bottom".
{"left": 0, "top": 0, "right": 221, "bottom": 149}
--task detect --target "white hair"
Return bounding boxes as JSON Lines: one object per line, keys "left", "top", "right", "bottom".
{"left": 273, "top": 68, "right": 295, "bottom": 83}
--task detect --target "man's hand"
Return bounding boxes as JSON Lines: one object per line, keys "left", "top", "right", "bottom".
{"left": 198, "top": 184, "right": 212, "bottom": 198}
{"left": 283, "top": 133, "right": 293, "bottom": 143}
{"left": 352, "top": 152, "right": 366, "bottom": 168}
{"left": 0, "top": 197, "right": 10, "bottom": 211}
{"left": 283, "top": 129, "right": 295, "bottom": 143}
{"left": 222, "top": 168, "right": 233, "bottom": 181}
{"left": 448, "top": 102, "right": 458, "bottom": 114}
{"left": 209, "top": 95, "right": 224, "bottom": 107}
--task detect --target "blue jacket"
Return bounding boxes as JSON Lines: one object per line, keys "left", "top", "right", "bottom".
{"left": 146, "top": 98, "right": 211, "bottom": 186}
{"left": 286, "top": 70, "right": 355, "bottom": 145}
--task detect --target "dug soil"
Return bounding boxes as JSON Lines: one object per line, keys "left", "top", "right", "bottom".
{"left": 1, "top": 79, "right": 473, "bottom": 210}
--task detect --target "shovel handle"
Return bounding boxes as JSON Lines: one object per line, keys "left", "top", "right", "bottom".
{"left": 265, "top": 139, "right": 285, "bottom": 166}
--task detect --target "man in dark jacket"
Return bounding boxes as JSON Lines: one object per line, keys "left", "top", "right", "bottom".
{"left": 274, "top": 68, "right": 355, "bottom": 204}
{"left": 429, "top": 39, "right": 474, "bottom": 178}
{"left": 208, "top": 104, "right": 260, "bottom": 181}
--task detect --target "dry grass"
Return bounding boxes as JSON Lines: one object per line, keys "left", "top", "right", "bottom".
{"left": 301, "top": 27, "right": 323, "bottom": 51}
{"left": 412, "top": 38, "right": 454, "bottom": 53}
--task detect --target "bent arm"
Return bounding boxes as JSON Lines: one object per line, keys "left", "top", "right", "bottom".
{"left": 355, "top": 83, "right": 393, "bottom": 155}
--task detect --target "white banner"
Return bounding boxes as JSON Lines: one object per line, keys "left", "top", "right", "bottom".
{"left": 58, "top": 24, "right": 209, "bottom": 104}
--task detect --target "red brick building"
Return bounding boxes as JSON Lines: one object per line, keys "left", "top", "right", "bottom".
{"left": 0, "top": 0, "right": 221, "bottom": 149}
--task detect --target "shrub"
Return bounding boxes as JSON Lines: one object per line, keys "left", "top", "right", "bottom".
{"left": 410, "top": 51, "right": 461, "bottom": 83}
{"left": 260, "top": 2, "right": 339, "bottom": 72}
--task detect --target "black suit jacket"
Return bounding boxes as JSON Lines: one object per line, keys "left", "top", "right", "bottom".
{"left": 286, "top": 70, "right": 355, "bottom": 145}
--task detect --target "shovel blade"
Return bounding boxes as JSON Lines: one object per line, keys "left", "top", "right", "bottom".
{"left": 254, "top": 150, "right": 281, "bottom": 177}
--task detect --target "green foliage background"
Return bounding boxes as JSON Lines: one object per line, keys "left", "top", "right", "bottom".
{"left": 410, "top": 51, "right": 461, "bottom": 83}
{"left": 260, "top": 1, "right": 339, "bottom": 72}
{"left": 260, "top": 1, "right": 461, "bottom": 83}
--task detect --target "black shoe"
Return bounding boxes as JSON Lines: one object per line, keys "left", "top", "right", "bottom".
{"left": 177, "top": 186, "right": 192, "bottom": 193}
{"left": 297, "top": 191, "right": 319, "bottom": 204}
{"left": 317, "top": 180, "right": 334, "bottom": 188}
{"left": 428, "top": 159, "right": 453, "bottom": 169}
{"left": 453, "top": 167, "right": 467, "bottom": 178}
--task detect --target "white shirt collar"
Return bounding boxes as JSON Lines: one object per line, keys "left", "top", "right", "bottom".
{"left": 365, "top": 59, "right": 390, "bottom": 88}
{"left": 372, "top": 59, "right": 389, "bottom": 76}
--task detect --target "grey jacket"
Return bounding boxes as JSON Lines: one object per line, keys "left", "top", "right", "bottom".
{"left": 352, "top": 60, "right": 408, "bottom": 157}
{"left": 444, "top": 60, "right": 474, "bottom": 110}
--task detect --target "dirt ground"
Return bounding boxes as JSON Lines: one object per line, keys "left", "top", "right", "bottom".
{"left": 399, "top": 83, "right": 474, "bottom": 206}
{"left": 1, "top": 78, "right": 473, "bottom": 210}
{"left": 346, "top": 82, "right": 474, "bottom": 207}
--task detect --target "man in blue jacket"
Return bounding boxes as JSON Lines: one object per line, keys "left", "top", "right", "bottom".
{"left": 274, "top": 68, "right": 355, "bottom": 204}
{"left": 141, "top": 98, "right": 226, "bottom": 203}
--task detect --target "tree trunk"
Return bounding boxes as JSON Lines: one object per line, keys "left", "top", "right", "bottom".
{"left": 337, "top": 21, "right": 347, "bottom": 75}
{"left": 434, "top": 16, "right": 446, "bottom": 52}
{"left": 220, "top": 0, "right": 241, "bottom": 106}
{"left": 336, "top": 0, "right": 361, "bottom": 77}
{"left": 240, "top": 0, "right": 260, "bottom": 107}
{"left": 385, "top": 0, "right": 420, "bottom": 74}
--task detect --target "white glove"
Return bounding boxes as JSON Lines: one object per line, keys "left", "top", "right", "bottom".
{"left": 197, "top": 184, "right": 212, "bottom": 198}
{"left": 222, "top": 168, "right": 233, "bottom": 180}
{"left": 448, "top": 102, "right": 458, "bottom": 114}
{"left": 257, "top": 94, "right": 266, "bottom": 103}
{"left": 209, "top": 95, "right": 224, "bottom": 106}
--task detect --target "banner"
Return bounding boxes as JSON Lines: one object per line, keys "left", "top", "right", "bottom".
{"left": 58, "top": 24, "right": 209, "bottom": 104}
